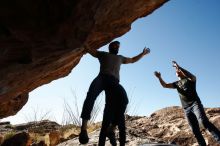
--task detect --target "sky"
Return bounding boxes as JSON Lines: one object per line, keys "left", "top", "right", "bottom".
{"left": 2, "top": 0, "right": 220, "bottom": 124}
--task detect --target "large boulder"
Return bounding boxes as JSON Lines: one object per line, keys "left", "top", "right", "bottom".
{"left": 1, "top": 132, "right": 31, "bottom": 146}
{"left": 0, "top": 0, "right": 168, "bottom": 118}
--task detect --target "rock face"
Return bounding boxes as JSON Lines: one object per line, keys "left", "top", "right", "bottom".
{"left": 0, "top": 0, "right": 168, "bottom": 118}
{"left": 58, "top": 106, "right": 220, "bottom": 146}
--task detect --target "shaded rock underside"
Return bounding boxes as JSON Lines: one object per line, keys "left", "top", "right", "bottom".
{"left": 0, "top": 0, "right": 168, "bottom": 118}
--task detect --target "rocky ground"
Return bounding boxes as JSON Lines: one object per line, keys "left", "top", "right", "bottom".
{"left": 1, "top": 106, "right": 220, "bottom": 146}
{"left": 57, "top": 106, "right": 220, "bottom": 146}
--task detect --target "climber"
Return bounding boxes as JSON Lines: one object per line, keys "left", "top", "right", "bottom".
{"left": 79, "top": 41, "right": 150, "bottom": 145}
{"left": 154, "top": 61, "right": 220, "bottom": 146}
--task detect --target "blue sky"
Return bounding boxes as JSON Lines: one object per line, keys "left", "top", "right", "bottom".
{"left": 2, "top": 0, "right": 220, "bottom": 124}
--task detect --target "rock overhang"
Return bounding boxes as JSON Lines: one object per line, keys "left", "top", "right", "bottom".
{"left": 0, "top": 0, "right": 169, "bottom": 118}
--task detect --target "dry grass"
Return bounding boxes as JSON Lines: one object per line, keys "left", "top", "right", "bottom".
{"left": 23, "top": 107, "right": 52, "bottom": 123}
{"left": 61, "top": 90, "right": 103, "bottom": 126}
